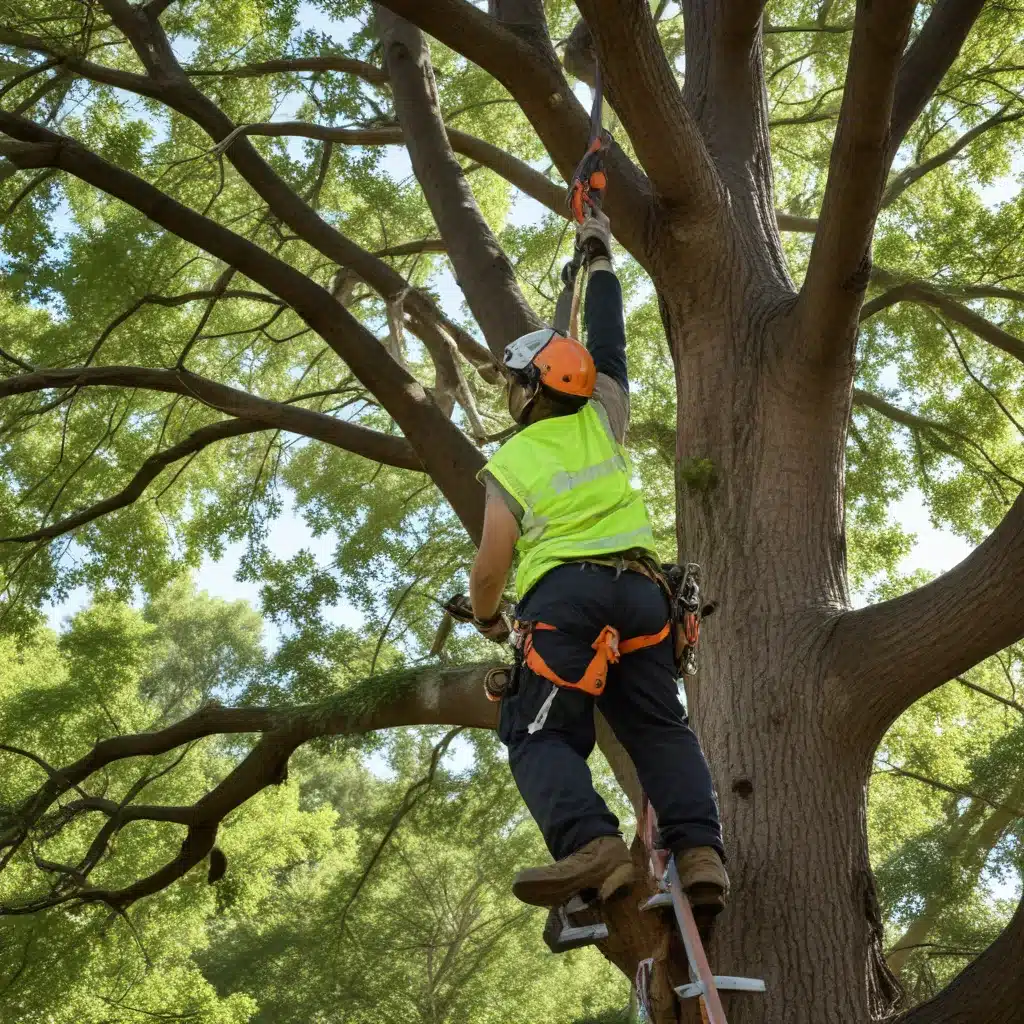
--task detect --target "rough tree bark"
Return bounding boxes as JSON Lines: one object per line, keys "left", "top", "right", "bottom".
{"left": 2, "top": 2, "right": 1023, "bottom": 1023}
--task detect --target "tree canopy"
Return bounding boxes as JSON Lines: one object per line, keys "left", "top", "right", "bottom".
{"left": 1, "top": 1, "right": 1022, "bottom": 1021}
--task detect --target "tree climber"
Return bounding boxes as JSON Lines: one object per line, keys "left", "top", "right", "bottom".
{"left": 469, "top": 209, "right": 728, "bottom": 929}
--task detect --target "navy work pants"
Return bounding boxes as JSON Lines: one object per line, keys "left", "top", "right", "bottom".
{"left": 498, "top": 562, "right": 723, "bottom": 862}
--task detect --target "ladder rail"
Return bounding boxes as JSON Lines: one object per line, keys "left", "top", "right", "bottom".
{"left": 665, "top": 858, "right": 728, "bottom": 1024}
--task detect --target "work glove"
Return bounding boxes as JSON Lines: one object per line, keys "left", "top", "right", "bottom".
{"left": 577, "top": 208, "right": 612, "bottom": 262}
{"left": 474, "top": 609, "right": 512, "bottom": 644}
{"left": 443, "top": 593, "right": 475, "bottom": 623}
{"left": 443, "top": 594, "right": 512, "bottom": 644}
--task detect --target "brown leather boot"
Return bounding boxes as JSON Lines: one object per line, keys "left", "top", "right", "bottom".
{"left": 512, "top": 835, "right": 635, "bottom": 908}
{"left": 676, "top": 846, "right": 729, "bottom": 939}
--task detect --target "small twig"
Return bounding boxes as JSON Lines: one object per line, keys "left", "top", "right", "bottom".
{"left": 0, "top": 346, "right": 35, "bottom": 372}
{"left": 956, "top": 676, "right": 1024, "bottom": 718}
{"left": 877, "top": 761, "right": 1024, "bottom": 818}
{"left": 937, "top": 316, "right": 1024, "bottom": 439}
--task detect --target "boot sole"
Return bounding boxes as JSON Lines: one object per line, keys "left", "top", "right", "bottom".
{"left": 687, "top": 883, "right": 726, "bottom": 910}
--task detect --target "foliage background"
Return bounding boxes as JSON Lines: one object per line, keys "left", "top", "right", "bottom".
{"left": 1, "top": 0, "right": 1022, "bottom": 1019}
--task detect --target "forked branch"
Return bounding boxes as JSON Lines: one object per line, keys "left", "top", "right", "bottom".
{"left": 374, "top": 0, "right": 656, "bottom": 268}
{"left": 0, "top": 664, "right": 499, "bottom": 914}
{"left": 0, "top": 116, "right": 488, "bottom": 537}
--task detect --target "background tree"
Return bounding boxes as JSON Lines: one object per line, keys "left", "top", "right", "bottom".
{"left": 1, "top": 584, "right": 634, "bottom": 1023}
{"left": 0, "top": 2, "right": 1022, "bottom": 1022}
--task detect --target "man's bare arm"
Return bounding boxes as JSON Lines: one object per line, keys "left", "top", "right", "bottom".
{"left": 470, "top": 495, "right": 519, "bottom": 620}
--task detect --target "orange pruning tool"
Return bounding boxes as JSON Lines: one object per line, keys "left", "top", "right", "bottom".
{"left": 568, "top": 63, "right": 611, "bottom": 232}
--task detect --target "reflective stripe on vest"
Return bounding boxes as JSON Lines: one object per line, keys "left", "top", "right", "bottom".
{"left": 481, "top": 401, "right": 658, "bottom": 599}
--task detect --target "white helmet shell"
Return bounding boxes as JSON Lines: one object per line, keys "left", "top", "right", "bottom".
{"left": 503, "top": 328, "right": 557, "bottom": 372}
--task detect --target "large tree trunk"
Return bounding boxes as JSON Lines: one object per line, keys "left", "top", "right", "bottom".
{"left": 639, "top": 276, "right": 891, "bottom": 1022}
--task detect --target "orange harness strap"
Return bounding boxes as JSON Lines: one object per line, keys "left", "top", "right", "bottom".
{"left": 523, "top": 621, "right": 670, "bottom": 697}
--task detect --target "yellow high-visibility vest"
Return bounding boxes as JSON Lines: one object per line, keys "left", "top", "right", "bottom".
{"left": 482, "top": 402, "right": 658, "bottom": 599}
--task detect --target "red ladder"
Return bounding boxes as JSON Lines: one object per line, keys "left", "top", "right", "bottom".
{"left": 640, "top": 800, "right": 765, "bottom": 1024}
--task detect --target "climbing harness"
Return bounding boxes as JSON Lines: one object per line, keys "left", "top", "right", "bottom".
{"left": 522, "top": 621, "right": 670, "bottom": 697}
{"left": 555, "top": 62, "right": 612, "bottom": 341}
{"left": 518, "top": 618, "right": 671, "bottom": 734}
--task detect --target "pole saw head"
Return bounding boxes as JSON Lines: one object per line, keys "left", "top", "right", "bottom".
{"left": 569, "top": 130, "right": 611, "bottom": 228}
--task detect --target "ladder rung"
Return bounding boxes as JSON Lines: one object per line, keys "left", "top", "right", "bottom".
{"left": 676, "top": 976, "right": 766, "bottom": 999}
{"left": 549, "top": 923, "right": 608, "bottom": 951}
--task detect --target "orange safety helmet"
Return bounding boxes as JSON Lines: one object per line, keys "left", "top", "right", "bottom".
{"left": 503, "top": 328, "right": 596, "bottom": 424}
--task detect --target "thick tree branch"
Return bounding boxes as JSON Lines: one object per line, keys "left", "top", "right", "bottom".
{"left": 829, "top": 486, "right": 1024, "bottom": 745}
{"left": 861, "top": 273, "right": 1024, "bottom": 368}
{"left": 887, "top": 0, "right": 988, "bottom": 162}
{"left": 375, "top": 9, "right": 541, "bottom": 354}
{"left": 798, "top": 0, "right": 917, "bottom": 363}
{"left": 897, "top": 895, "right": 1023, "bottom": 1024}
{"left": 575, "top": 2, "right": 720, "bottom": 221}
{"left": 373, "top": 0, "right": 656, "bottom": 270}
{"left": 0, "top": 663, "right": 499, "bottom": 912}
{"left": 678, "top": 1, "right": 789, "bottom": 285}
{"left": 0, "top": 118, "right": 487, "bottom": 538}
{"left": 0, "top": 366, "right": 421, "bottom": 470}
